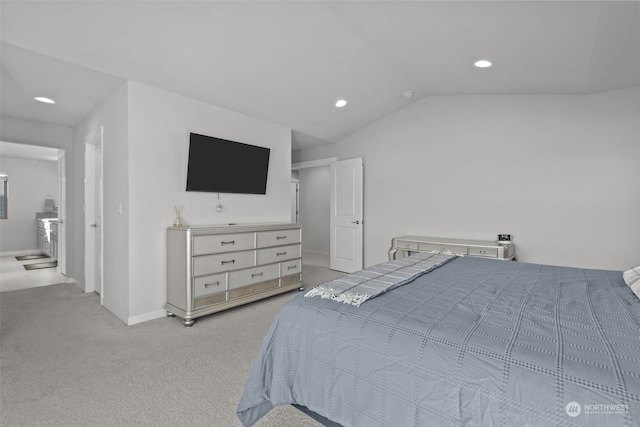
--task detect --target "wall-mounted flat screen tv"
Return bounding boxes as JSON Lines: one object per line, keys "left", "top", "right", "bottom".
{"left": 186, "top": 133, "right": 271, "bottom": 194}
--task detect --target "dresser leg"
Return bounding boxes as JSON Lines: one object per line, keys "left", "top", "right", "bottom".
{"left": 166, "top": 311, "right": 176, "bottom": 318}
{"left": 183, "top": 318, "right": 196, "bottom": 327}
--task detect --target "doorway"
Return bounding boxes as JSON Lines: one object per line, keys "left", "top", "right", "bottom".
{"left": 0, "top": 141, "right": 67, "bottom": 292}
{"left": 293, "top": 156, "right": 364, "bottom": 273}
{"left": 294, "top": 161, "right": 332, "bottom": 263}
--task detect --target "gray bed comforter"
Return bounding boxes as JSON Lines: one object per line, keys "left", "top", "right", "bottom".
{"left": 236, "top": 256, "right": 640, "bottom": 426}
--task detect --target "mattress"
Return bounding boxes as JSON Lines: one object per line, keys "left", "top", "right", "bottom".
{"left": 237, "top": 256, "right": 640, "bottom": 426}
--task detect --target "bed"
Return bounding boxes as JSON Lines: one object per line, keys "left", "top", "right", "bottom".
{"left": 237, "top": 255, "right": 640, "bottom": 426}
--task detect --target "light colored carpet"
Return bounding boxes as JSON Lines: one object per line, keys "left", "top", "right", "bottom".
{"left": 0, "top": 257, "right": 344, "bottom": 427}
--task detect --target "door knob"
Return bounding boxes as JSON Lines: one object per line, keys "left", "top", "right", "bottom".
{"left": 90, "top": 223, "right": 99, "bottom": 228}
{"left": 351, "top": 220, "right": 360, "bottom": 225}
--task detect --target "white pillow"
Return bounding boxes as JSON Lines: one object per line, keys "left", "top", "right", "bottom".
{"left": 623, "top": 266, "right": 640, "bottom": 299}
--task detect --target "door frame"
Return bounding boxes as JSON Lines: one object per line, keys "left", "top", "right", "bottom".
{"left": 290, "top": 179, "right": 299, "bottom": 223}
{"left": 57, "top": 149, "right": 67, "bottom": 276}
{"left": 84, "top": 126, "right": 104, "bottom": 304}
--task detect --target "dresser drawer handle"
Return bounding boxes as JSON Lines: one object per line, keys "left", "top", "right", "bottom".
{"left": 221, "top": 240, "right": 235, "bottom": 245}
{"left": 276, "top": 235, "right": 287, "bottom": 240}
{"left": 276, "top": 252, "right": 287, "bottom": 256}
{"left": 204, "top": 281, "right": 220, "bottom": 288}
{"left": 251, "top": 272, "right": 264, "bottom": 278}
{"left": 479, "top": 250, "right": 486, "bottom": 254}
{"left": 221, "top": 260, "right": 235, "bottom": 265}
{"left": 287, "top": 265, "right": 297, "bottom": 270}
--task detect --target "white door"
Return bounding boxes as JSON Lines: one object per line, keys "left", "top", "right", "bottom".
{"left": 330, "top": 158, "right": 363, "bottom": 273}
{"left": 84, "top": 127, "right": 104, "bottom": 304}
{"left": 57, "top": 150, "right": 66, "bottom": 276}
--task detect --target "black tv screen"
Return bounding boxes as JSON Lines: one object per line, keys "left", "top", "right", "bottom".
{"left": 186, "top": 133, "right": 271, "bottom": 194}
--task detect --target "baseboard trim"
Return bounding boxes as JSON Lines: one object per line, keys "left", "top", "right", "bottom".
{"left": 127, "top": 309, "right": 166, "bottom": 326}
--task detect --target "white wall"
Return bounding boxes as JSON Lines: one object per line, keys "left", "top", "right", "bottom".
{"left": 294, "top": 86, "right": 640, "bottom": 271}
{"left": 75, "top": 81, "right": 293, "bottom": 324}
{"left": 75, "top": 82, "right": 130, "bottom": 322}
{"left": 52, "top": 80, "right": 293, "bottom": 326}
{"left": 126, "top": 81, "right": 292, "bottom": 323}
{"left": 0, "top": 116, "right": 75, "bottom": 279}
{"left": 0, "top": 157, "right": 58, "bottom": 252}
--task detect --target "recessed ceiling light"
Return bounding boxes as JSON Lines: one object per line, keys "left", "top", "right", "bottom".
{"left": 335, "top": 99, "right": 347, "bottom": 108}
{"left": 34, "top": 96, "right": 56, "bottom": 104}
{"left": 474, "top": 60, "right": 492, "bottom": 68}
{"left": 402, "top": 90, "right": 414, "bottom": 99}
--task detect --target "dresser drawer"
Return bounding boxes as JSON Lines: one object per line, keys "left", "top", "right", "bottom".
{"left": 192, "top": 250, "right": 255, "bottom": 276}
{"left": 281, "top": 259, "right": 301, "bottom": 276}
{"left": 257, "top": 244, "right": 301, "bottom": 265}
{"left": 256, "top": 229, "right": 301, "bottom": 248}
{"left": 468, "top": 246, "right": 498, "bottom": 258}
{"left": 229, "top": 263, "right": 280, "bottom": 290}
{"left": 418, "top": 242, "right": 465, "bottom": 254}
{"left": 193, "top": 273, "right": 228, "bottom": 298}
{"left": 192, "top": 232, "right": 255, "bottom": 255}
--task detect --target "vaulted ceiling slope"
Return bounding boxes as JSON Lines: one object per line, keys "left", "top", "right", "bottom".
{"left": 1, "top": 1, "right": 639, "bottom": 148}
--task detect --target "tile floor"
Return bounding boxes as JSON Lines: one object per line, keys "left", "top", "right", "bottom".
{"left": 0, "top": 252, "right": 67, "bottom": 292}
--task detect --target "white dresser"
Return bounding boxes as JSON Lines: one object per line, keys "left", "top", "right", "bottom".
{"left": 389, "top": 235, "right": 516, "bottom": 261}
{"left": 166, "top": 223, "right": 303, "bottom": 326}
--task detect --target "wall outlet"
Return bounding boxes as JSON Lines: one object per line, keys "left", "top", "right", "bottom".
{"left": 498, "top": 234, "right": 512, "bottom": 242}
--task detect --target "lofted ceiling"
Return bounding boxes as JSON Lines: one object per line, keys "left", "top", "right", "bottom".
{"left": 1, "top": 1, "right": 639, "bottom": 150}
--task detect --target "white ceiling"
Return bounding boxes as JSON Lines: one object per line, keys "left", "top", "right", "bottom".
{"left": 1, "top": 1, "right": 639, "bottom": 150}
